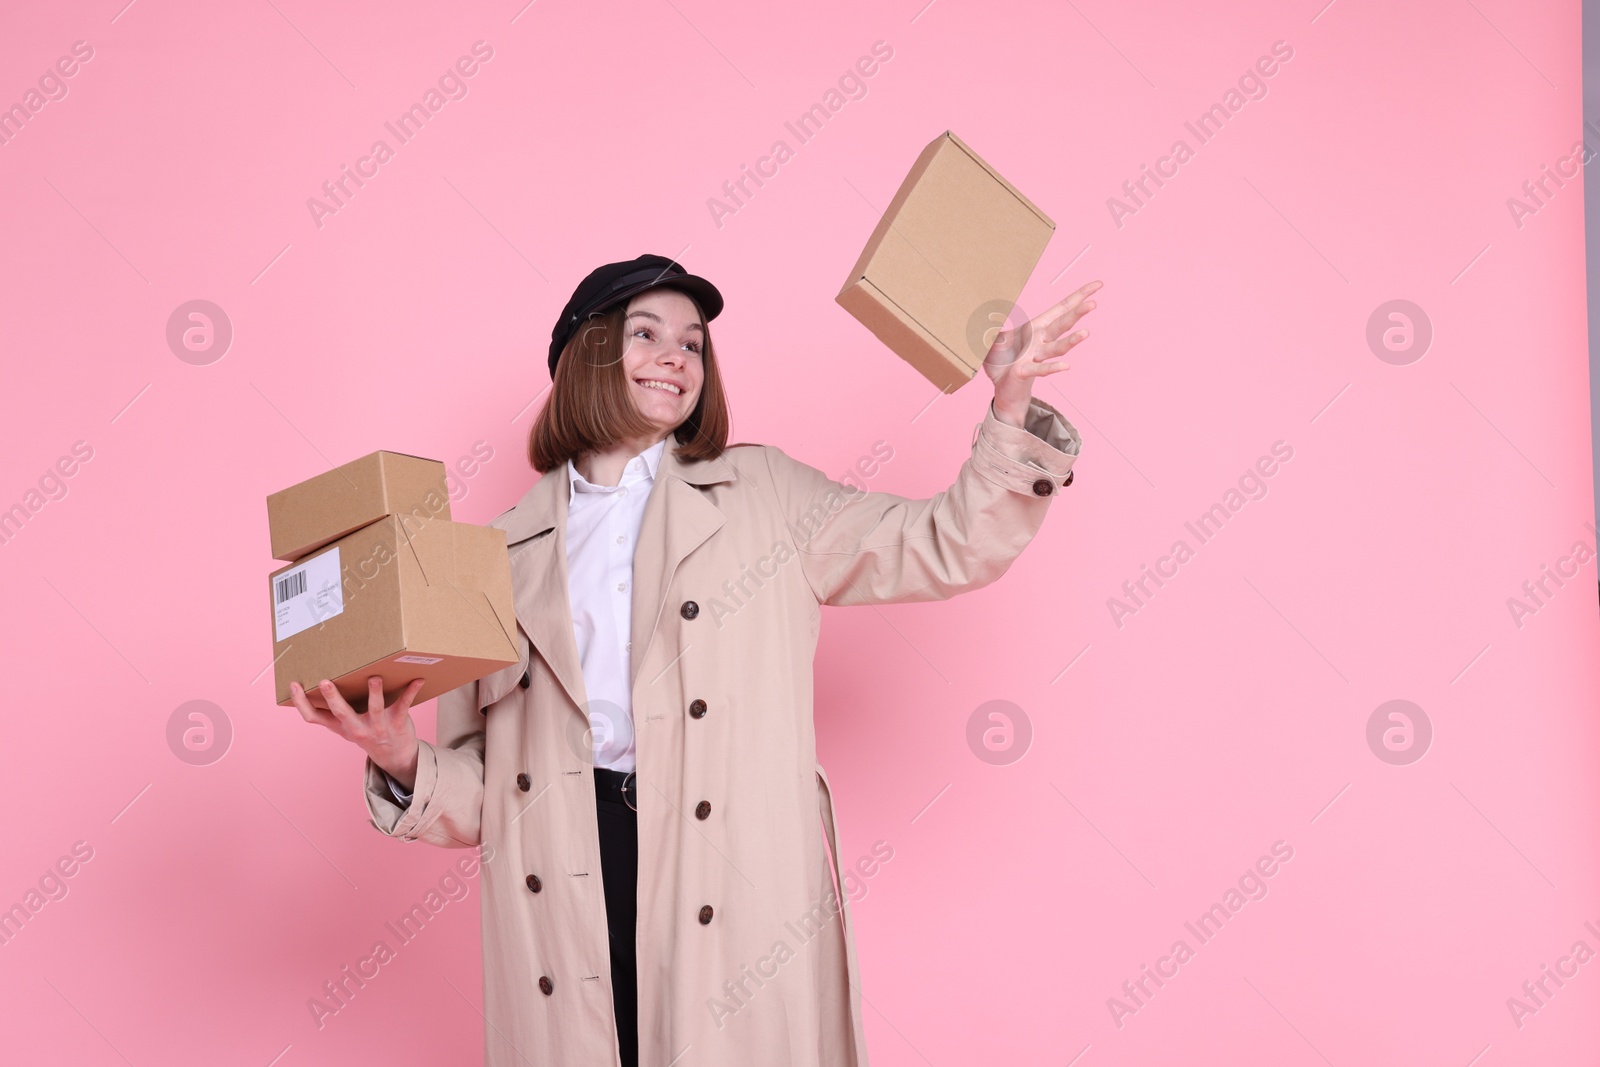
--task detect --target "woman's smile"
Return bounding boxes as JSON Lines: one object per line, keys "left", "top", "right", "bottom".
{"left": 633, "top": 376, "right": 683, "bottom": 396}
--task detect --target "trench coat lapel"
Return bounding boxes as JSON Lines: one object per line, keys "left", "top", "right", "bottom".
{"left": 629, "top": 442, "right": 737, "bottom": 690}
{"left": 499, "top": 464, "right": 587, "bottom": 712}
{"left": 497, "top": 442, "right": 739, "bottom": 711}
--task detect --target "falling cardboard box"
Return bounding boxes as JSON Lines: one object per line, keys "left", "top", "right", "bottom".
{"left": 266, "top": 452, "right": 518, "bottom": 711}
{"left": 835, "top": 130, "right": 1056, "bottom": 393}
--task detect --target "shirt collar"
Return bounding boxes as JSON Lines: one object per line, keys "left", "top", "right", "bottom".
{"left": 567, "top": 436, "right": 669, "bottom": 501}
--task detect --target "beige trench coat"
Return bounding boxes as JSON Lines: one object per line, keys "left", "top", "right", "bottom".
{"left": 362, "top": 396, "right": 1081, "bottom": 1066}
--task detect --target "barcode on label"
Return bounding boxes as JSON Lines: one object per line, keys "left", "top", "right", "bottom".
{"left": 273, "top": 547, "right": 343, "bottom": 642}
{"left": 275, "top": 570, "right": 307, "bottom": 603}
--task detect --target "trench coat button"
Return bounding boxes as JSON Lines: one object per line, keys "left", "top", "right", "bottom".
{"left": 680, "top": 600, "right": 699, "bottom": 620}
{"left": 1062, "top": 469, "right": 1075, "bottom": 487}
{"left": 695, "top": 800, "right": 712, "bottom": 820}
{"left": 1031, "top": 478, "right": 1054, "bottom": 497}
{"left": 689, "top": 699, "right": 707, "bottom": 719}
{"left": 539, "top": 976, "right": 553, "bottom": 995}
{"left": 519, "top": 669, "right": 531, "bottom": 689}
{"left": 699, "top": 904, "right": 714, "bottom": 925}
{"left": 525, "top": 873, "right": 542, "bottom": 893}
{"left": 516, "top": 773, "right": 531, "bottom": 792}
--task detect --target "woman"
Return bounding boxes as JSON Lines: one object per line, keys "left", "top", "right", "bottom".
{"left": 288, "top": 254, "right": 1095, "bottom": 1067}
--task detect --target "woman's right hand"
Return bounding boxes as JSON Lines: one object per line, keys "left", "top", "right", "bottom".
{"left": 288, "top": 676, "right": 425, "bottom": 791}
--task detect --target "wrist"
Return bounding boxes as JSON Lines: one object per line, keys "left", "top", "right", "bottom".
{"left": 375, "top": 742, "right": 420, "bottom": 792}
{"left": 991, "top": 395, "right": 1029, "bottom": 428}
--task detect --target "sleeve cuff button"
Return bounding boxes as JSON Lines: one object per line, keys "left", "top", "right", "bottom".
{"left": 1031, "top": 478, "right": 1054, "bottom": 497}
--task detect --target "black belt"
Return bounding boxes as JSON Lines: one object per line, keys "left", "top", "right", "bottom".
{"left": 594, "top": 766, "right": 637, "bottom": 811}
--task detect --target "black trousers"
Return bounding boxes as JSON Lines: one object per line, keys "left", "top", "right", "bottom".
{"left": 594, "top": 767, "right": 638, "bottom": 1067}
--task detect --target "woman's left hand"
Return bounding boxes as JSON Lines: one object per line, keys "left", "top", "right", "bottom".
{"left": 982, "top": 279, "right": 1102, "bottom": 425}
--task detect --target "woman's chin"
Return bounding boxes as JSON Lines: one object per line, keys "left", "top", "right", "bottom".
{"left": 633, "top": 408, "right": 683, "bottom": 434}
{"left": 635, "top": 397, "right": 692, "bottom": 427}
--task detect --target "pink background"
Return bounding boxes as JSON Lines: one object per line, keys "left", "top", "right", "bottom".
{"left": 2, "top": 0, "right": 1596, "bottom": 1063}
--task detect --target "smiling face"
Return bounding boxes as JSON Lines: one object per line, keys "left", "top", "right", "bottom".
{"left": 619, "top": 288, "right": 705, "bottom": 435}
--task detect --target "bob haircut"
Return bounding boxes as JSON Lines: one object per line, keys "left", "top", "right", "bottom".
{"left": 527, "top": 295, "right": 731, "bottom": 474}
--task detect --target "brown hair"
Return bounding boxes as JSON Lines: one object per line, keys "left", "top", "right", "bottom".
{"left": 527, "top": 298, "right": 731, "bottom": 474}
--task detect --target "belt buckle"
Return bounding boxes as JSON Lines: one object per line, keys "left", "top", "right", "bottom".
{"left": 620, "top": 770, "right": 637, "bottom": 812}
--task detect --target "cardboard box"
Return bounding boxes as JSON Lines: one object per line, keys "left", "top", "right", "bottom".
{"left": 267, "top": 451, "right": 451, "bottom": 562}
{"left": 268, "top": 513, "right": 518, "bottom": 711}
{"left": 835, "top": 130, "right": 1055, "bottom": 393}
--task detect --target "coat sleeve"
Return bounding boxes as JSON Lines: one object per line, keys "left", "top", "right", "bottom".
{"left": 361, "top": 677, "right": 485, "bottom": 849}
{"left": 760, "top": 395, "right": 1082, "bottom": 607}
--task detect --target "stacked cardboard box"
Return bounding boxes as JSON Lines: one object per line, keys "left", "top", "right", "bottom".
{"left": 836, "top": 130, "right": 1056, "bottom": 393}
{"left": 266, "top": 451, "right": 518, "bottom": 712}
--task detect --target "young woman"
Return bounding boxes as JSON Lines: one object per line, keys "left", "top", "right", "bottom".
{"left": 288, "top": 254, "right": 1095, "bottom": 1067}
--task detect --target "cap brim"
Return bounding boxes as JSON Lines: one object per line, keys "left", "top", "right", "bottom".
{"left": 589, "top": 276, "right": 722, "bottom": 324}
{"left": 549, "top": 265, "right": 723, "bottom": 379}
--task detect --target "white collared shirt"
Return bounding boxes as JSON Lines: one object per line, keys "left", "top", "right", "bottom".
{"left": 562, "top": 436, "right": 667, "bottom": 773}
{"left": 388, "top": 436, "right": 666, "bottom": 802}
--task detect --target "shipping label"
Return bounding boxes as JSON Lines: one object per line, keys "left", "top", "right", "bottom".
{"left": 273, "top": 547, "right": 344, "bottom": 641}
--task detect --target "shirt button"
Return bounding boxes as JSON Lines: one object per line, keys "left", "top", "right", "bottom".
{"left": 616, "top": 534, "right": 626, "bottom": 544}
{"left": 680, "top": 600, "right": 699, "bottom": 620}
{"left": 526, "top": 873, "right": 542, "bottom": 893}
{"left": 1031, "top": 478, "right": 1054, "bottom": 497}
{"left": 617, "top": 581, "right": 627, "bottom": 592}
{"left": 699, "top": 904, "right": 714, "bottom": 925}
{"left": 516, "top": 773, "right": 531, "bottom": 792}
{"left": 539, "top": 976, "right": 553, "bottom": 995}
{"left": 689, "top": 699, "right": 707, "bottom": 719}
{"left": 695, "top": 800, "right": 711, "bottom": 820}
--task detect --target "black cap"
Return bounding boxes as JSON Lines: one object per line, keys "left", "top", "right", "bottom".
{"left": 547, "top": 254, "right": 723, "bottom": 379}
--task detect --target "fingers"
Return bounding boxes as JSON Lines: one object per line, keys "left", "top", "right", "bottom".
{"left": 291, "top": 677, "right": 332, "bottom": 712}
{"left": 1041, "top": 306, "right": 1087, "bottom": 345}
{"left": 1070, "top": 279, "right": 1104, "bottom": 304}
{"left": 1022, "top": 282, "right": 1099, "bottom": 366}
{"left": 993, "top": 281, "right": 1099, "bottom": 363}
{"left": 288, "top": 681, "right": 341, "bottom": 731}
{"left": 991, "top": 284, "right": 1094, "bottom": 387}
{"left": 318, "top": 679, "right": 360, "bottom": 724}
{"left": 390, "top": 678, "right": 427, "bottom": 719}
{"left": 1022, "top": 329, "right": 1088, "bottom": 371}
{"left": 1041, "top": 298, "right": 1096, "bottom": 343}
{"left": 287, "top": 676, "right": 424, "bottom": 736}
{"left": 1021, "top": 331, "right": 1087, "bottom": 379}
{"left": 1037, "top": 280, "right": 1102, "bottom": 323}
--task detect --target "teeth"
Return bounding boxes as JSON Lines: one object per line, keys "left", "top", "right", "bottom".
{"left": 638, "top": 379, "right": 681, "bottom": 395}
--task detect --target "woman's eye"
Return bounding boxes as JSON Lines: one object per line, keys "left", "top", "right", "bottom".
{"left": 632, "top": 326, "right": 697, "bottom": 352}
